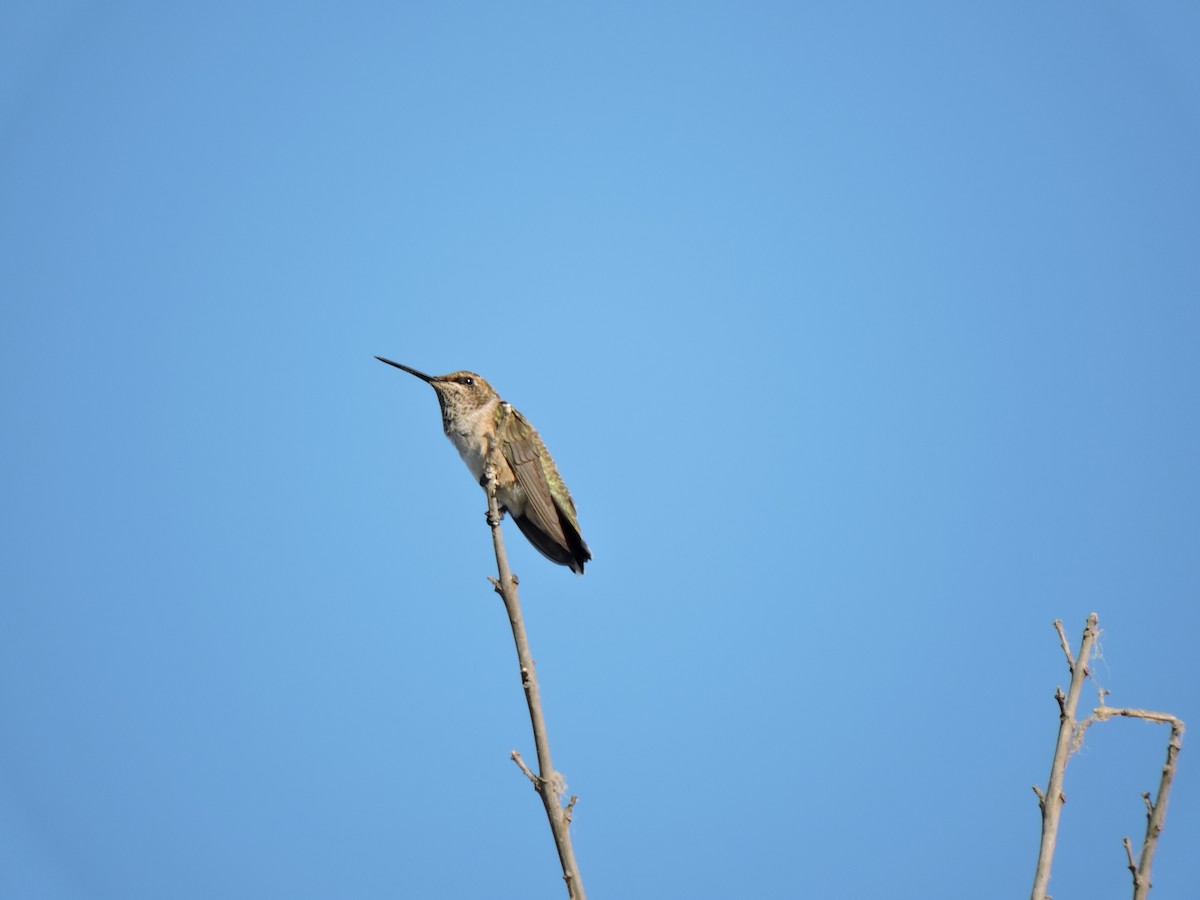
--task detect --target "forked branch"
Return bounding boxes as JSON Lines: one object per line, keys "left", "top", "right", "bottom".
{"left": 1030, "top": 614, "right": 1185, "bottom": 900}
{"left": 1030, "top": 613, "right": 1100, "bottom": 900}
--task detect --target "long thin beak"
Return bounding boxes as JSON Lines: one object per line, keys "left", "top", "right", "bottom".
{"left": 375, "top": 356, "right": 434, "bottom": 383}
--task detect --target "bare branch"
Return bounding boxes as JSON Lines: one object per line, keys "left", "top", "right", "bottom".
{"left": 1087, "top": 707, "right": 1183, "bottom": 728}
{"left": 1037, "top": 655, "right": 1187, "bottom": 900}
{"left": 1053, "top": 619, "right": 1074, "bottom": 669}
{"left": 1127, "top": 718, "right": 1185, "bottom": 900}
{"left": 1031, "top": 612, "right": 1100, "bottom": 900}
{"left": 484, "top": 465, "right": 587, "bottom": 899}
{"left": 511, "top": 750, "right": 538, "bottom": 786}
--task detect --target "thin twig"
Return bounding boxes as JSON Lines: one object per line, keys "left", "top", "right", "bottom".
{"left": 1031, "top": 612, "right": 1100, "bottom": 900}
{"left": 1054, "top": 619, "right": 1075, "bottom": 670}
{"left": 484, "top": 463, "right": 586, "bottom": 900}
{"left": 1114, "top": 715, "right": 1184, "bottom": 900}
{"left": 1087, "top": 708, "right": 1182, "bottom": 727}
{"left": 511, "top": 750, "right": 538, "bottom": 785}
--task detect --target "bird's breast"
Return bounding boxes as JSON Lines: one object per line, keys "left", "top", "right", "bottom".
{"left": 444, "top": 427, "right": 524, "bottom": 515}
{"left": 446, "top": 427, "right": 490, "bottom": 482}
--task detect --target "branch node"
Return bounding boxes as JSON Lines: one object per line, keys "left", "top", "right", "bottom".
{"left": 565, "top": 794, "right": 578, "bottom": 824}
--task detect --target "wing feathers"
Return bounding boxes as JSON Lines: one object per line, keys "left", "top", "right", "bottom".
{"left": 497, "top": 404, "right": 591, "bottom": 573}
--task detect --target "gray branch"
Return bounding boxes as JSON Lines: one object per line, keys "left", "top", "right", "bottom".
{"left": 1081, "top": 708, "right": 1185, "bottom": 900}
{"left": 1030, "top": 612, "right": 1100, "bottom": 900}
{"left": 1030, "top": 616, "right": 1185, "bottom": 900}
{"left": 484, "top": 464, "right": 586, "bottom": 900}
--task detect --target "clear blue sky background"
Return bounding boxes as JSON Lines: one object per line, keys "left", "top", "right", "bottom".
{"left": 2, "top": 3, "right": 1198, "bottom": 898}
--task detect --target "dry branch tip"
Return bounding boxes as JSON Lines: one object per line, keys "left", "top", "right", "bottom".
{"left": 511, "top": 750, "right": 538, "bottom": 786}
{"left": 1053, "top": 619, "right": 1073, "bottom": 668}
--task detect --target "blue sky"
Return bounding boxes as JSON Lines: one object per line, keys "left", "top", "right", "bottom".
{"left": 2, "top": 3, "right": 1198, "bottom": 898}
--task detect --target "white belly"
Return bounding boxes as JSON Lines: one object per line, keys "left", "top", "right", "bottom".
{"left": 446, "top": 425, "right": 489, "bottom": 482}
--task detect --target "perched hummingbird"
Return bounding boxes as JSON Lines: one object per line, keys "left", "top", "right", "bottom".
{"left": 375, "top": 357, "right": 592, "bottom": 574}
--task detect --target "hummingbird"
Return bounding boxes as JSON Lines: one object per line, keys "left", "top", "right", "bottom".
{"left": 375, "top": 357, "right": 592, "bottom": 574}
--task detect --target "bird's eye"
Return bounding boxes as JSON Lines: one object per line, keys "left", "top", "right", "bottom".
{"left": 462, "top": 377, "right": 474, "bottom": 386}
